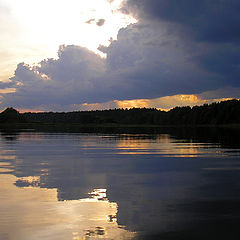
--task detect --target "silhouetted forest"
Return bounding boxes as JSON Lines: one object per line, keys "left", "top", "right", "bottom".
{"left": 1, "top": 99, "right": 240, "bottom": 125}
{"left": 0, "top": 107, "right": 26, "bottom": 123}
{"left": 22, "top": 99, "right": 240, "bottom": 125}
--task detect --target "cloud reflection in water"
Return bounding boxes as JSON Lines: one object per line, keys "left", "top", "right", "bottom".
{"left": 1, "top": 130, "right": 240, "bottom": 239}
{"left": 0, "top": 172, "right": 135, "bottom": 240}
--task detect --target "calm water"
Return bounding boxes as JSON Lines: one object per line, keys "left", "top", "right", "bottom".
{"left": 1, "top": 127, "right": 240, "bottom": 239}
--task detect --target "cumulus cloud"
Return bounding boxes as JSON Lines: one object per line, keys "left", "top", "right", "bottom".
{"left": 2, "top": 0, "right": 240, "bottom": 111}
{"left": 102, "top": 23, "right": 226, "bottom": 98}
{"left": 3, "top": 45, "right": 108, "bottom": 108}
{"left": 121, "top": 0, "right": 240, "bottom": 82}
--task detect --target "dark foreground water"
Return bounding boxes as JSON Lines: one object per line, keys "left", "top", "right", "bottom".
{"left": 0, "top": 127, "right": 240, "bottom": 240}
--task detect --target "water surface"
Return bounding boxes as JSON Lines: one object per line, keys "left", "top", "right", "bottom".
{"left": 0, "top": 128, "right": 240, "bottom": 239}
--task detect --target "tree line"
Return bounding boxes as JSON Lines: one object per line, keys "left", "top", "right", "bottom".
{"left": 1, "top": 99, "right": 240, "bottom": 125}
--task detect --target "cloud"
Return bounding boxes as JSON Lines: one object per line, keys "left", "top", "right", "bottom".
{"left": 122, "top": 0, "right": 240, "bottom": 43}
{"left": 102, "top": 23, "right": 225, "bottom": 98}
{"left": 116, "top": 0, "right": 240, "bottom": 92}
{"left": 85, "top": 18, "right": 95, "bottom": 24}
{"left": 85, "top": 18, "right": 106, "bottom": 27}
{"left": 0, "top": 81, "right": 14, "bottom": 89}
{"left": 2, "top": 0, "right": 240, "bottom": 111}
{"left": 96, "top": 19, "right": 105, "bottom": 26}
{"left": 198, "top": 87, "right": 240, "bottom": 100}
{"left": 3, "top": 45, "right": 108, "bottom": 108}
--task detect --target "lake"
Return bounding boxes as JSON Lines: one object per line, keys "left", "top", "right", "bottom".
{"left": 0, "top": 127, "right": 240, "bottom": 239}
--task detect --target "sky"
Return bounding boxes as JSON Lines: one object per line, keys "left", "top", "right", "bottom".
{"left": 0, "top": 0, "right": 240, "bottom": 112}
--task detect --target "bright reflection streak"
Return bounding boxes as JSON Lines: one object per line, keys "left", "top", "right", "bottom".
{"left": 89, "top": 188, "right": 108, "bottom": 201}
{"left": 0, "top": 172, "right": 135, "bottom": 240}
{"left": 114, "top": 134, "right": 219, "bottom": 157}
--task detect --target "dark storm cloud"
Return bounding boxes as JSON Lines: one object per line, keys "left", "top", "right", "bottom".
{"left": 120, "top": 0, "right": 240, "bottom": 87}
{"left": 195, "top": 44, "right": 240, "bottom": 80}
{"left": 123, "top": 0, "right": 240, "bottom": 43}
{"left": 102, "top": 24, "right": 223, "bottom": 98}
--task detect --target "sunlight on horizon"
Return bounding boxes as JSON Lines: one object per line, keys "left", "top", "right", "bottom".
{"left": 12, "top": 95, "right": 235, "bottom": 113}
{"left": 71, "top": 95, "right": 234, "bottom": 112}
